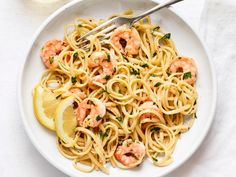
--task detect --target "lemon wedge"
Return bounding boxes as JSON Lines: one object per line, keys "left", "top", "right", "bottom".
{"left": 55, "top": 96, "right": 78, "bottom": 144}
{"left": 33, "top": 85, "right": 60, "bottom": 131}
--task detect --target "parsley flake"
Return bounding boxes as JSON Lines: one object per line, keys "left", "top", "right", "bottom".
{"left": 161, "top": 33, "right": 171, "bottom": 40}
{"left": 71, "top": 77, "right": 77, "bottom": 84}
{"left": 141, "top": 63, "right": 149, "bottom": 68}
{"left": 183, "top": 72, "right": 192, "bottom": 80}
{"left": 73, "top": 52, "right": 78, "bottom": 61}
{"left": 154, "top": 82, "right": 161, "bottom": 87}
{"left": 159, "top": 33, "right": 171, "bottom": 45}
{"left": 99, "top": 130, "right": 108, "bottom": 140}
{"left": 104, "top": 75, "right": 111, "bottom": 80}
{"left": 152, "top": 157, "right": 158, "bottom": 162}
{"left": 96, "top": 115, "right": 103, "bottom": 121}
{"left": 116, "top": 116, "right": 123, "bottom": 123}
{"left": 151, "top": 127, "right": 160, "bottom": 132}
{"left": 49, "top": 56, "right": 54, "bottom": 64}
{"left": 150, "top": 74, "right": 157, "bottom": 77}
{"left": 130, "top": 68, "right": 140, "bottom": 75}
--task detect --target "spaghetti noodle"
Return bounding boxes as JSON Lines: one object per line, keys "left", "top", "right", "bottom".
{"left": 33, "top": 11, "right": 198, "bottom": 174}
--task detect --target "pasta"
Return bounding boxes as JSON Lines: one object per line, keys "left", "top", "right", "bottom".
{"left": 33, "top": 11, "right": 198, "bottom": 174}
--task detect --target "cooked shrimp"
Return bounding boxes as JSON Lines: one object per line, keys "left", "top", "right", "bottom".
{"left": 88, "top": 51, "right": 107, "bottom": 68}
{"left": 40, "top": 39, "right": 66, "bottom": 69}
{"left": 110, "top": 25, "right": 141, "bottom": 56}
{"left": 114, "top": 139, "right": 145, "bottom": 168}
{"left": 76, "top": 98, "right": 106, "bottom": 128}
{"left": 88, "top": 51, "right": 116, "bottom": 87}
{"left": 88, "top": 75, "right": 107, "bottom": 88}
{"left": 169, "top": 57, "right": 197, "bottom": 85}
{"left": 139, "top": 101, "right": 163, "bottom": 121}
{"left": 88, "top": 51, "right": 115, "bottom": 75}
{"left": 70, "top": 88, "right": 86, "bottom": 100}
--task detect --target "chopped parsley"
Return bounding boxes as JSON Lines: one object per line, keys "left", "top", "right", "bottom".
{"left": 73, "top": 52, "right": 78, "bottom": 61}
{"left": 116, "top": 116, "right": 123, "bottom": 123}
{"left": 104, "top": 75, "right": 111, "bottom": 80}
{"left": 152, "top": 157, "right": 158, "bottom": 162}
{"left": 102, "top": 55, "right": 111, "bottom": 62}
{"left": 49, "top": 56, "right": 54, "bottom": 64}
{"left": 122, "top": 54, "right": 128, "bottom": 61}
{"left": 154, "top": 82, "right": 161, "bottom": 87}
{"left": 99, "top": 130, "right": 108, "bottom": 140}
{"left": 96, "top": 115, "right": 103, "bottom": 121}
{"left": 183, "top": 72, "right": 192, "bottom": 80}
{"left": 130, "top": 68, "right": 140, "bottom": 75}
{"left": 159, "top": 33, "right": 171, "bottom": 45}
{"left": 150, "top": 74, "right": 157, "bottom": 77}
{"left": 71, "top": 76, "right": 77, "bottom": 84}
{"left": 161, "top": 33, "right": 171, "bottom": 40}
{"left": 151, "top": 127, "right": 160, "bottom": 132}
{"left": 141, "top": 63, "right": 149, "bottom": 68}
{"left": 152, "top": 26, "right": 160, "bottom": 35}
{"left": 107, "top": 53, "right": 111, "bottom": 62}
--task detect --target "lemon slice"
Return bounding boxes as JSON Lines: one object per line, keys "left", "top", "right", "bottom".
{"left": 33, "top": 85, "right": 60, "bottom": 131}
{"left": 55, "top": 96, "right": 77, "bottom": 144}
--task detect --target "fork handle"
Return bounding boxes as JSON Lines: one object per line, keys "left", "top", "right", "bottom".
{"left": 132, "top": 0, "right": 184, "bottom": 24}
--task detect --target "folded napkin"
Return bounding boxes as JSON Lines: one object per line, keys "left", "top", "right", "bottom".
{"left": 168, "top": 0, "right": 236, "bottom": 176}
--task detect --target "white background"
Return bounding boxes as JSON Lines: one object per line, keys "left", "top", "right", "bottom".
{"left": 0, "top": 0, "right": 208, "bottom": 177}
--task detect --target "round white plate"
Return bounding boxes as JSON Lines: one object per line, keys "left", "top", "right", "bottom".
{"left": 18, "top": 0, "right": 217, "bottom": 176}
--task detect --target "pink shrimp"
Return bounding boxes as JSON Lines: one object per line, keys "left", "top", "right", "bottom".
{"left": 139, "top": 101, "right": 163, "bottom": 121}
{"left": 114, "top": 139, "right": 146, "bottom": 168}
{"left": 139, "top": 101, "right": 163, "bottom": 129}
{"left": 88, "top": 51, "right": 107, "bottom": 68}
{"left": 110, "top": 25, "right": 141, "bottom": 56}
{"left": 88, "top": 51, "right": 116, "bottom": 87}
{"left": 70, "top": 88, "right": 86, "bottom": 100}
{"left": 169, "top": 57, "right": 197, "bottom": 85}
{"left": 88, "top": 75, "right": 107, "bottom": 88}
{"left": 76, "top": 98, "right": 106, "bottom": 128}
{"left": 40, "top": 39, "right": 66, "bottom": 69}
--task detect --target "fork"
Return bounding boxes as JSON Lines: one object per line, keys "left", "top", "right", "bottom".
{"left": 78, "top": 0, "right": 183, "bottom": 49}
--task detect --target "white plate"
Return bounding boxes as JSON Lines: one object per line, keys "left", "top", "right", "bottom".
{"left": 18, "top": 0, "right": 217, "bottom": 176}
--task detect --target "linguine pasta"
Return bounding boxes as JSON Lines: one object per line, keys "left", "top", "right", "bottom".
{"left": 34, "top": 11, "right": 198, "bottom": 174}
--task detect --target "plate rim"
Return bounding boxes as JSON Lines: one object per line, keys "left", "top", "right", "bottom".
{"left": 18, "top": 0, "right": 217, "bottom": 176}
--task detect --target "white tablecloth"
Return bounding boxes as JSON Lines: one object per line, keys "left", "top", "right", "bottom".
{"left": 2, "top": 0, "right": 236, "bottom": 176}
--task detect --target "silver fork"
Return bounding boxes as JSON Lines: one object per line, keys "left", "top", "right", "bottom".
{"left": 78, "top": 0, "right": 183, "bottom": 49}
